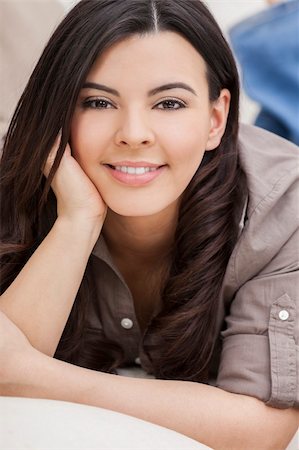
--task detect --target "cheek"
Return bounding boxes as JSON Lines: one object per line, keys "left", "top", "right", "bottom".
{"left": 70, "top": 113, "right": 111, "bottom": 163}
{"left": 70, "top": 115, "right": 91, "bottom": 161}
{"left": 161, "top": 114, "right": 210, "bottom": 165}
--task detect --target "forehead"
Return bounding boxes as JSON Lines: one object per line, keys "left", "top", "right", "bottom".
{"left": 87, "top": 31, "right": 208, "bottom": 87}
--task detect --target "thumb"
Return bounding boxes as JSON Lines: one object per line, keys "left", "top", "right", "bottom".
{"left": 43, "top": 132, "right": 71, "bottom": 178}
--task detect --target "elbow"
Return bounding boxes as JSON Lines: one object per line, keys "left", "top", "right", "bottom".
{"left": 206, "top": 393, "right": 298, "bottom": 450}
{"left": 235, "top": 404, "right": 299, "bottom": 450}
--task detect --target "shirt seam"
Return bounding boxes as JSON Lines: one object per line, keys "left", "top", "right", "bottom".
{"left": 232, "top": 165, "right": 298, "bottom": 287}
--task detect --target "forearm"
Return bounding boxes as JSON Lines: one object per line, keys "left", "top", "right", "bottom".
{"left": 0, "top": 217, "right": 100, "bottom": 355}
{"left": 5, "top": 348, "right": 298, "bottom": 450}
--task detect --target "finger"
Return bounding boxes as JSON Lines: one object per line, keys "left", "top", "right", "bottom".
{"left": 43, "top": 132, "right": 62, "bottom": 177}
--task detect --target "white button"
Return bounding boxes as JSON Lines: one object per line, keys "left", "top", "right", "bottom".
{"left": 278, "top": 310, "right": 289, "bottom": 321}
{"left": 135, "top": 357, "right": 141, "bottom": 365}
{"left": 121, "top": 318, "right": 133, "bottom": 329}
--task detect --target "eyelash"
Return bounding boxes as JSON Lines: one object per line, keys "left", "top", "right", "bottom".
{"left": 81, "top": 98, "right": 187, "bottom": 110}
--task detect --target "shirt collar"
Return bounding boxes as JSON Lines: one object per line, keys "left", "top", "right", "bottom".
{"left": 91, "top": 234, "right": 117, "bottom": 269}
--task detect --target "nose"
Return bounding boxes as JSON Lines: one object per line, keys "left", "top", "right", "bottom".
{"left": 114, "top": 109, "right": 155, "bottom": 149}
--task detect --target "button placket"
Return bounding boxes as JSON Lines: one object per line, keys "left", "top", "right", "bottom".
{"left": 267, "top": 293, "right": 296, "bottom": 408}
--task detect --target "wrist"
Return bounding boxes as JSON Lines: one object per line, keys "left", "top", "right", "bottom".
{"left": 54, "top": 216, "right": 103, "bottom": 250}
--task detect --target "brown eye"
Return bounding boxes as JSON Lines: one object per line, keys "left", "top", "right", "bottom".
{"left": 82, "top": 99, "right": 115, "bottom": 109}
{"left": 155, "top": 99, "right": 186, "bottom": 110}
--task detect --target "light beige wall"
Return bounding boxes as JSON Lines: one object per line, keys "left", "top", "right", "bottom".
{"left": 0, "top": 1, "right": 65, "bottom": 135}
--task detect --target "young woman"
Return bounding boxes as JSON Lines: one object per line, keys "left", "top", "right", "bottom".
{"left": 0, "top": 1, "right": 298, "bottom": 448}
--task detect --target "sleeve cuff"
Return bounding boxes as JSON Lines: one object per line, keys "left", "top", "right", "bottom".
{"left": 216, "top": 334, "right": 271, "bottom": 403}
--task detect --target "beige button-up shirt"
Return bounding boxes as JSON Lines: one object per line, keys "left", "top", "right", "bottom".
{"left": 88, "top": 124, "right": 298, "bottom": 409}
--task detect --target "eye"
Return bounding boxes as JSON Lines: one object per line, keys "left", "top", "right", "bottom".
{"left": 155, "top": 99, "right": 186, "bottom": 110}
{"left": 82, "top": 98, "right": 115, "bottom": 109}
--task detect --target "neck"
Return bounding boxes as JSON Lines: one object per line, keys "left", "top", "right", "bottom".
{"left": 102, "top": 202, "right": 179, "bottom": 264}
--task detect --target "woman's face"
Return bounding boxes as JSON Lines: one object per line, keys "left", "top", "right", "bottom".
{"left": 71, "top": 31, "right": 230, "bottom": 217}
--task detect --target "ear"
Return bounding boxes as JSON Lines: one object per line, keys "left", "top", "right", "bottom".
{"left": 206, "top": 89, "right": 231, "bottom": 151}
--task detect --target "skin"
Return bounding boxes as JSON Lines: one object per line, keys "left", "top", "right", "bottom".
{"left": 70, "top": 31, "right": 230, "bottom": 260}
{"left": 0, "top": 31, "right": 298, "bottom": 449}
{"left": 71, "top": 32, "right": 228, "bottom": 216}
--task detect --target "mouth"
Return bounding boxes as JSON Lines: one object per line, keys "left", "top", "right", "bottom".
{"left": 105, "top": 164, "right": 165, "bottom": 175}
{"left": 103, "top": 162, "right": 167, "bottom": 186}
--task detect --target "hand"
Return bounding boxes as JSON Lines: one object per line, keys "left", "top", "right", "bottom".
{"left": 44, "top": 134, "right": 107, "bottom": 226}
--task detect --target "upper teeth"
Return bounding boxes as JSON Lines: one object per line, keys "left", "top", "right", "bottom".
{"left": 114, "top": 166, "right": 158, "bottom": 174}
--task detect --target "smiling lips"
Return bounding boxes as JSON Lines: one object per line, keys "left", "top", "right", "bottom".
{"left": 113, "top": 165, "right": 158, "bottom": 175}
{"left": 104, "top": 161, "right": 166, "bottom": 186}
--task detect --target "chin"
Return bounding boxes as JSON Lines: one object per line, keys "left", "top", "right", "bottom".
{"left": 107, "top": 205, "right": 164, "bottom": 218}
{"left": 105, "top": 198, "right": 172, "bottom": 218}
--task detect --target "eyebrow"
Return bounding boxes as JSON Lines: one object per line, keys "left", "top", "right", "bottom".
{"left": 82, "top": 81, "right": 198, "bottom": 97}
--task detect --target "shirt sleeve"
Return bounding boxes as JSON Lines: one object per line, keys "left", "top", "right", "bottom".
{"left": 216, "top": 198, "right": 298, "bottom": 409}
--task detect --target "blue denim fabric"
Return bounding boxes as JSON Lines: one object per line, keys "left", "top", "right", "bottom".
{"left": 229, "top": 0, "right": 299, "bottom": 145}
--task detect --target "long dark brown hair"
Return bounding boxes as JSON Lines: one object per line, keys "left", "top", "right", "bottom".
{"left": 0, "top": 0, "right": 242, "bottom": 380}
